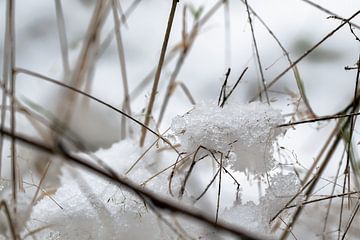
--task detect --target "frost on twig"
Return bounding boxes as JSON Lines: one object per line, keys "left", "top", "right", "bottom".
{"left": 171, "top": 102, "right": 284, "bottom": 174}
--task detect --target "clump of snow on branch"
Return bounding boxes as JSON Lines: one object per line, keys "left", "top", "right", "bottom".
{"left": 171, "top": 102, "right": 284, "bottom": 174}
{"left": 222, "top": 173, "right": 300, "bottom": 235}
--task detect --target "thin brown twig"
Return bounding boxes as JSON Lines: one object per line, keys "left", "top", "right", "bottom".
{"left": 168, "top": 153, "right": 185, "bottom": 196}
{"left": 240, "top": 1, "right": 316, "bottom": 117}
{"left": 140, "top": 0, "right": 179, "bottom": 146}
{"left": 130, "top": 0, "right": 224, "bottom": 105}
{"left": 111, "top": 0, "right": 132, "bottom": 139}
{"left": 93, "top": 0, "right": 142, "bottom": 61}
{"left": 58, "top": 1, "right": 109, "bottom": 127}
{"left": 277, "top": 112, "right": 360, "bottom": 128}
{"left": 300, "top": 0, "right": 360, "bottom": 30}
{"left": 157, "top": 0, "right": 227, "bottom": 129}
{"left": 179, "top": 146, "right": 208, "bottom": 198}
{"left": 244, "top": 0, "right": 269, "bottom": 104}
{"left": 341, "top": 198, "right": 360, "bottom": 240}
{"left": 218, "top": 68, "right": 231, "bottom": 106}
{"left": 323, "top": 148, "right": 346, "bottom": 234}
{"left": 254, "top": 10, "right": 360, "bottom": 100}
{"left": 215, "top": 153, "right": 223, "bottom": 223}
{"left": 284, "top": 191, "right": 360, "bottom": 209}
{"left": 194, "top": 168, "right": 220, "bottom": 202}
{"left": 223, "top": 0, "right": 231, "bottom": 68}
{"left": 149, "top": 205, "right": 188, "bottom": 240}
{"left": 181, "top": 5, "right": 187, "bottom": 47}
{"left": 328, "top": 16, "right": 360, "bottom": 42}
{"left": 278, "top": 217, "right": 299, "bottom": 240}
{"left": 142, "top": 152, "right": 190, "bottom": 189}
{"left": 22, "top": 181, "right": 63, "bottom": 210}
{"left": 177, "top": 82, "right": 196, "bottom": 105}
{"left": 157, "top": 6, "right": 199, "bottom": 128}
{"left": 14, "top": 68, "right": 179, "bottom": 154}
{"left": 338, "top": 54, "right": 360, "bottom": 240}
{"left": 209, "top": 151, "right": 241, "bottom": 187}
{"left": 6, "top": 0, "right": 17, "bottom": 205}
{"left": 23, "top": 224, "right": 54, "bottom": 240}
{"left": 54, "top": 0, "right": 70, "bottom": 76}
{"left": 125, "top": 128, "right": 171, "bottom": 175}
{"left": 114, "top": 0, "right": 128, "bottom": 28}
{"left": 31, "top": 160, "right": 52, "bottom": 205}
{"left": 0, "top": 0, "right": 14, "bottom": 179}
{"left": 0, "top": 200, "right": 17, "bottom": 240}
{"left": 220, "top": 67, "right": 248, "bottom": 107}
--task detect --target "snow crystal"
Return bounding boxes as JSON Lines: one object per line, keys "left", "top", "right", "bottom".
{"left": 171, "top": 102, "right": 284, "bottom": 174}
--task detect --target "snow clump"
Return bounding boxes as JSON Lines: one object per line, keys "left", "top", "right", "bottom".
{"left": 222, "top": 173, "right": 300, "bottom": 235}
{"left": 171, "top": 102, "right": 284, "bottom": 174}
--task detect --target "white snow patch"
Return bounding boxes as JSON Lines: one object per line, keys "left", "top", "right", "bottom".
{"left": 222, "top": 173, "right": 300, "bottom": 235}
{"left": 171, "top": 102, "right": 284, "bottom": 174}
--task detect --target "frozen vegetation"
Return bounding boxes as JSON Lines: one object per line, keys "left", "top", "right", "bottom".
{"left": 0, "top": 0, "right": 360, "bottom": 239}
{"left": 2, "top": 100, "right": 356, "bottom": 239}
{"left": 1, "top": 102, "right": 291, "bottom": 239}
